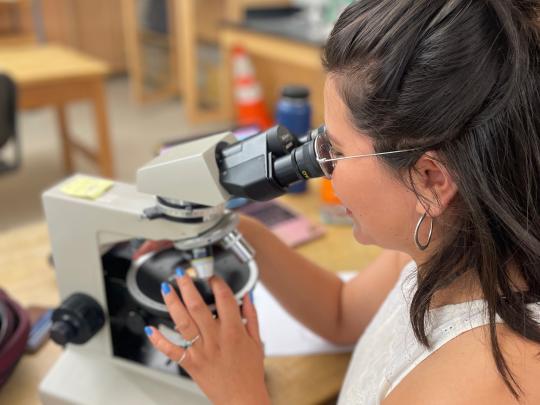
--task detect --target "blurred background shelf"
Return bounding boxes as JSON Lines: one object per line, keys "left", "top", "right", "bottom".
{"left": 0, "top": 0, "right": 35, "bottom": 45}
{"left": 40, "top": 0, "right": 127, "bottom": 73}
{"left": 121, "top": 0, "right": 297, "bottom": 124}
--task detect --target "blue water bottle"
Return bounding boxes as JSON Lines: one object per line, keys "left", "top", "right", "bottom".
{"left": 276, "top": 85, "right": 312, "bottom": 193}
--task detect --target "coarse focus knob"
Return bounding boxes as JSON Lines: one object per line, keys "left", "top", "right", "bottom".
{"left": 50, "top": 293, "right": 105, "bottom": 346}
{"left": 50, "top": 320, "right": 76, "bottom": 346}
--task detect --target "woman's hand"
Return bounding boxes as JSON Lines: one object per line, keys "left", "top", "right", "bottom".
{"left": 145, "top": 273, "right": 269, "bottom": 405}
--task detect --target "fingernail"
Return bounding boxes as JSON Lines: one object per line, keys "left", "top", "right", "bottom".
{"left": 161, "top": 282, "right": 171, "bottom": 294}
{"left": 249, "top": 290, "right": 254, "bottom": 304}
{"left": 144, "top": 326, "right": 153, "bottom": 336}
{"left": 176, "top": 267, "right": 185, "bottom": 277}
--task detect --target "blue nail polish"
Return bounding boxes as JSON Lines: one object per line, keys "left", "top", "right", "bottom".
{"left": 249, "top": 290, "right": 254, "bottom": 304}
{"left": 144, "top": 326, "right": 153, "bottom": 336}
{"left": 176, "top": 267, "right": 185, "bottom": 277}
{"left": 161, "top": 282, "right": 171, "bottom": 294}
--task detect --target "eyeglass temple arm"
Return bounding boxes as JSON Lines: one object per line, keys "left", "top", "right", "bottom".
{"left": 317, "top": 148, "right": 418, "bottom": 163}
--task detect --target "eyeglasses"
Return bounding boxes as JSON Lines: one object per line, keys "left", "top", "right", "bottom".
{"left": 314, "top": 125, "right": 419, "bottom": 179}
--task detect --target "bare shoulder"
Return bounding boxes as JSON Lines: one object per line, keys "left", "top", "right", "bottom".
{"left": 382, "top": 323, "right": 540, "bottom": 405}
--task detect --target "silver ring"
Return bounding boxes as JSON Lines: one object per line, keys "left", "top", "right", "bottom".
{"left": 186, "top": 334, "right": 200, "bottom": 347}
{"left": 177, "top": 350, "right": 188, "bottom": 365}
{"left": 177, "top": 335, "right": 200, "bottom": 365}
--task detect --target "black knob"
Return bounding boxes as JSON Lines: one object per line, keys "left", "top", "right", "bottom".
{"left": 50, "top": 293, "right": 105, "bottom": 345}
{"left": 50, "top": 320, "right": 76, "bottom": 346}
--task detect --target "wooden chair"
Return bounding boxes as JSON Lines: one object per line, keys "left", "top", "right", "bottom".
{"left": 0, "top": 0, "right": 36, "bottom": 45}
{"left": 0, "top": 73, "right": 22, "bottom": 174}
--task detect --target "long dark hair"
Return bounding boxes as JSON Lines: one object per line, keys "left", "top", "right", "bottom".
{"left": 323, "top": 0, "right": 540, "bottom": 399}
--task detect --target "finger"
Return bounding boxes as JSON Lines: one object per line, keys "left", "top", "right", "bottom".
{"left": 176, "top": 270, "right": 216, "bottom": 340}
{"left": 161, "top": 282, "right": 200, "bottom": 343}
{"left": 210, "top": 276, "right": 243, "bottom": 327}
{"left": 242, "top": 292, "right": 261, "bottom": 344}
{"left": 144, "top": 326, "right": 187, "bottom": 364}
{"left": 133, "top": 240, "right": 173, "bottom": 260}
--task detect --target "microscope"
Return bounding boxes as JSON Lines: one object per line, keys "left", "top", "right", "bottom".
{"left": 39, "top": 125, "right": 324, "bottom": 405}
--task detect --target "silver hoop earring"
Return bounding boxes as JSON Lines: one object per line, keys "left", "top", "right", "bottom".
{"left": 414, "top": 212, "right": 433, "bottom": 251}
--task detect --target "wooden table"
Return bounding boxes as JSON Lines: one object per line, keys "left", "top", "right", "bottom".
{"left": 0, "top": 44, "right": 115, "bottom": 177}
{"left": 0, "top": 180, "right": 380, "bottom": 405}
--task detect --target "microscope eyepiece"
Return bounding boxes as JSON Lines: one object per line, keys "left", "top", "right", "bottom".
{"left": 273, "top": 142, "right": 322, "bottom": 187}
{"left": 293, "top": 141, "right": 324, "bottom": 180}
{"left": 265, "top": 125, "right": 297, "bottom": 156}
{"left": 217, "top": 125, "right": 324, "bottom": 201}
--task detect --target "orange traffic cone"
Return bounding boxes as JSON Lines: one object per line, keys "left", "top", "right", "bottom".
{"left": 232, "top": 46, "right": 273, "bottom": 129}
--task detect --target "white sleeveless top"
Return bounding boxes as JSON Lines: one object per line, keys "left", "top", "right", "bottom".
{"left": 338, "top": 261, "right": 540, "bottom": 404}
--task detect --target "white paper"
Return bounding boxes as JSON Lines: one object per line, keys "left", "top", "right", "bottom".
{"left": 253, "top": 272, "right": 357, "bottom": 357}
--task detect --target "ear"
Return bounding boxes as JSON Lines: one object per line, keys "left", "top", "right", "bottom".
{"left": 411, "top": 152, "right": 457, "bottom": 218}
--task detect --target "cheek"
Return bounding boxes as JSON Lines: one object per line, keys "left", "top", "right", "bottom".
{"left": 331, "top": 163, "right": 417, "bottom": 246}
{"left": 332, "top": 160, "right": 407, "bottom": 209}
{"left": 330, "top": 165, "right": 370, "bottom": 213}
{"left": 331, "top": 171, "right": 377, "bottom": 243}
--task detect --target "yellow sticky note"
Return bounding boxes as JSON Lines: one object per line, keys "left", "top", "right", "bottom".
{"left": 60, "top": 176, "right": 114, "bottom": 200}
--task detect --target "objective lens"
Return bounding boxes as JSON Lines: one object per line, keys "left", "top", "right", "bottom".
{"left": 219, "top": 230, "right": 255, "bottom": 264}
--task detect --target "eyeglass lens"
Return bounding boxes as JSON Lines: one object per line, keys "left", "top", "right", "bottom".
{"left": 315, "top": 126, "right": 335, "bottom": 178}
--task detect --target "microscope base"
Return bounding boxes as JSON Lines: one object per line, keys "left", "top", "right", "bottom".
{"left": 39, "top": 349, "right": 210, "bottom": 405}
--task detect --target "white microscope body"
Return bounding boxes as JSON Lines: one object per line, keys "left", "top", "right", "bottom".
{"left": 40, "top": 132, "right": 249, "bottom": 405}
{"left": 39, "top": 125, "right": 323, "bottom": 405}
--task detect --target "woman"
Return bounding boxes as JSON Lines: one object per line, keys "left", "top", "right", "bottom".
{"left": 143, "top": 1, "right": 540, "bottom": 403}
